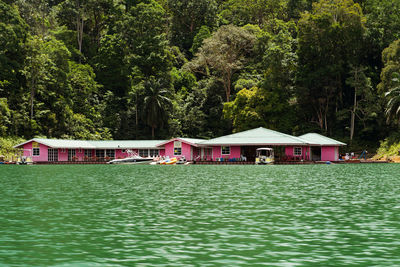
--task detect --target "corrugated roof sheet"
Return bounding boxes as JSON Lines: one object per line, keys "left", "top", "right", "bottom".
{"left": 156, "top": 137, "right": 207, "bottom": 147}
{"left": 178, "top": 138, "right": 206, "bottom": 144}
{"left": 298, "top": 133, "right": 346, "bottom": 146}
{"left": 15, "top": 138, "right": 166, "bottom": 149}
{"left": 200, "top": 127, "right": 308, "bottom": 146}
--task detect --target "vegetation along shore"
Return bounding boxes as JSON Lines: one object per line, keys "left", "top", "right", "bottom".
{"left": 1, "top": 0, "right": 400, "bottom": 158}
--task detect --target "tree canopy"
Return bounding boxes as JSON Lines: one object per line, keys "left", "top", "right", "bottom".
{"left": 0, "top": 0, "right": 400, "bottom": 151}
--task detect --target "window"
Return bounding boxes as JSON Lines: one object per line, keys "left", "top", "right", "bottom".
{"left": 84, "top": 149, "right": 93, "bottom": 158}
{"left": 106, "top": 149, "right": 115, "bottom": 158}
{"left": 221, "top": 146, "right": 230, "bottom": 155}
{"left": 174, "top": 141, "right": 182, "bottom": 155}
{"left": 48, "top": 148, "right": 58, "bottom": 162}
{"left": 149, "top": 149, "right": 159, "bottom": 157}
{"left": 139, "top": 149, "right": 149, "bottom": 157}
{"left": 32, "top": 142, "right": 40, "bottom": 156}
{"left": 78, "top": 148, "right": 82, "bottom": 153}
{"left": 294, "top": 147, "right": 302, "bottom": 156}
{"left": 68, "top": 149, "right": 76, "bottom": 161}
{"left": 96, "top": 149, "right": 104, "bottom": 158}
{"left": 32, "top": 148, "right": 40, "bottom": 156}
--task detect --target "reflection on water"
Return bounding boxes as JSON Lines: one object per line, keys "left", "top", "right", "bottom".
{"left": 1, "top": 164, "right": 400, "bottom": 266}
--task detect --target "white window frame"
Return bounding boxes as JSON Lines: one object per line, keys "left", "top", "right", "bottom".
{"left": 221, "top": 146, "right": 230, "bottom": 155}
{"left": 68, "top": 149, "right": 76, "bottom": 161}
{"left": 294, "top": 147, "right": 302, "bottom": 156}
{"left": 149, "top": 149, "right": 159, "bottom": 157}
{"left": 174, "top": 141, "right": 182, "bottom": 156}
{"left": 139, "top": 149, "right": 149, "bottom": 157}
{"left": 48, "top": 148, "right": 58, "bottom": 162}
{"left": 106, "top": 149, "right": 115, "bottom": 158}
{"left": 32, "top": 147, "right": 40, "bottom": 156}
{"left": 84, "top": 149, "right": 93, "bottom": 158}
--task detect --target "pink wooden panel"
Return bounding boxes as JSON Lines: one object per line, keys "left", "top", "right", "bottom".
{"left": 23, "top": 142, "right": 49, "bottom": 162}
{"left": 159, "top": 149, "right": 165, "bottom": 156}
{"left": 58, "top": 149, "right": 68, "bottom": 161}
{"left": 212, "top": 146, "right": 221, "bottom": 160}
{"left": 212, "top": 146, "right": 241, "bottom": 160}
{"left": 115, "top": 149, "right": 125, "bottom": 159}
{"left": 164, "top": 141, "right": 193, "bottom": 159}
{"left": 164, "top": 141, "right": 174, "bottom": 158}
{"left": 76, "top": 149, "right": 84, "bottom": 161}
{"left": 285, "top": 146, "right": 310, "bottom": 160}
{"left": 23, "top": 142, "right": 32, "bottom": 157}
{"left": 321, "top": 146, "right": 337, "bottom": 161}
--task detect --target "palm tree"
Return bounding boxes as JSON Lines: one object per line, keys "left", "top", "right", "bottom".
{"left": 385, "top": 72, "right": 400, "bottom": 123}
{"left": 143, "top": 77, "right": 172, "bottom": 139}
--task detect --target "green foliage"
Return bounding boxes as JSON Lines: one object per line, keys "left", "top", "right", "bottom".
{"left": 0, "top": 98, "right": 11, "bottom": 136}
{"left": 168, "top": 0, "right": 217, "bottom": 55}
{"left": 185, "top": 24, "right": 257, "bottom": 102}
{"left": 296, "top": 0, "right": 366, "bottom": 132}
{"left": 143, "top": 76, "right": 173, "bottom": 139}
{"left": 220, "top": 0, "right": 287, "bottom": 27}
{"left": 0, "top": 0, "right": 397, "bottom": 152}
{"left": 0, "top": 136, "right": 25, "bottom": 160}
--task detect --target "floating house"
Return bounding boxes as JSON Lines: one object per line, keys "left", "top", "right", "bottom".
{"left": 14, "top": 138, "right": 165, "bottom": 162}
{"left": 14, "top": 127, "right": 345, "bottom": 163}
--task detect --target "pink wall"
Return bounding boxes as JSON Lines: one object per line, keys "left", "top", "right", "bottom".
{"left": 59, "top": 149, "right": 68, "bottom": 161}
{"left": 285, "top": 146, "right": 338, "bottom": 161}
{"left": 22, "top": 141, "right": 165, "bottom": 162}
{"left": 285, "top": 146, "right": 310, "bottom": 160}
{"left": 164, "top": 140, "right": 193, "bottom": 160}
{"left": 321, "top": 146, "right": 338, "bottom": 161}
{"left": 23, "top": 142, "right": 49, "bottom": 162}
{"left": 212, "top": 146, "right": 241, "bottom": 161}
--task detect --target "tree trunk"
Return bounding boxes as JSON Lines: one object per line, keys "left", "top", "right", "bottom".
{"left": 350, "top": 69, "right": 358, "bottom": 143}
{"left": 136, "top": 91, "right": 138, "bottom": 139}
{"left": 350, "top": 89, "right": 356, "bottom": 142}
{"left": 76, "top": 0, "right": 84, "bottom": 62}
{"left": 151, "top": 125, "right": 155, "bottom": 139}
{"left": 30, "top": 73, "right": 35, "bottom": 121}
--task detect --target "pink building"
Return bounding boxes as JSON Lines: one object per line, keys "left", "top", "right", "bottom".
{"left": 14, "top": 128, "right": 345, "bottom": 163}
{"left": 15, "top": 139, "right": 165, "bottom": 163}
{"left": 156, "top": 138, "right": 211, "bottom": 161}
{"left": 199, "top": 128, "right": 345, "bottom": 162}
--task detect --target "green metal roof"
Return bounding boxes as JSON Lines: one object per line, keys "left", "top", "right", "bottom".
{"left": 199, "top": 127, "right": 308, "bottom": 146}
{"left": 298, "top": 133, "right": 346, "bottom": 146}
{"left": 14, "top": 138, "right": 167, "bottom": 149}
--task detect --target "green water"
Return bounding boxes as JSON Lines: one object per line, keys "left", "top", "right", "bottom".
{"left": 1, "top": 164, "right": 400, "bottom": 266}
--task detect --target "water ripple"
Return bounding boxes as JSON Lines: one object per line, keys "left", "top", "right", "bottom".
{"left": 1, "top": 164, "right": 400, "bottom": 266}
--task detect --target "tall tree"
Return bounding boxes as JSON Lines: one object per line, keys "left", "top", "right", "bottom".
{"left": 185, "top": 24, "right": 257, "bottom": 102}
{"left": 296, "top": 0, "right": 365, "bottom": 133}
{"left": 168, "top": 0, "right": 217, "bottom": 56}
{"left": 220, "top": 0, "right": 286, "bottom": 27}
{"left": 385, "top": 72, "right": 400, "bottom": 123}
{"left": 143, "top": 76, "right": 172, "bottom": 139}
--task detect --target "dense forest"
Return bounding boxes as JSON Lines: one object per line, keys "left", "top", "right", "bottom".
{"left": 1, "top": 0, "right": 400, "bottom": 152}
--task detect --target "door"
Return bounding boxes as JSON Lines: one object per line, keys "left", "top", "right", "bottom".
{"left": 311, "top": 147, "right": 321, "bottom": 161}
{"left": 68, "top": 149, "right": 76, "bottom": 161}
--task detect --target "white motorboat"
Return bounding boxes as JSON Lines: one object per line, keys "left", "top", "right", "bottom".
{"left": 108, "top": 150, "right": 153, "bottom": 164}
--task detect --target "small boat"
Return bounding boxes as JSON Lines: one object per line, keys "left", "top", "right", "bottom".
{"left": 160, "top": 157, "right": 178, "bottom": 165}
{"left": 108, "top": 150, "right": 153, "bottom": 164}
{"left": 108, "top": 156, "right": 153, "bottom": 164}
